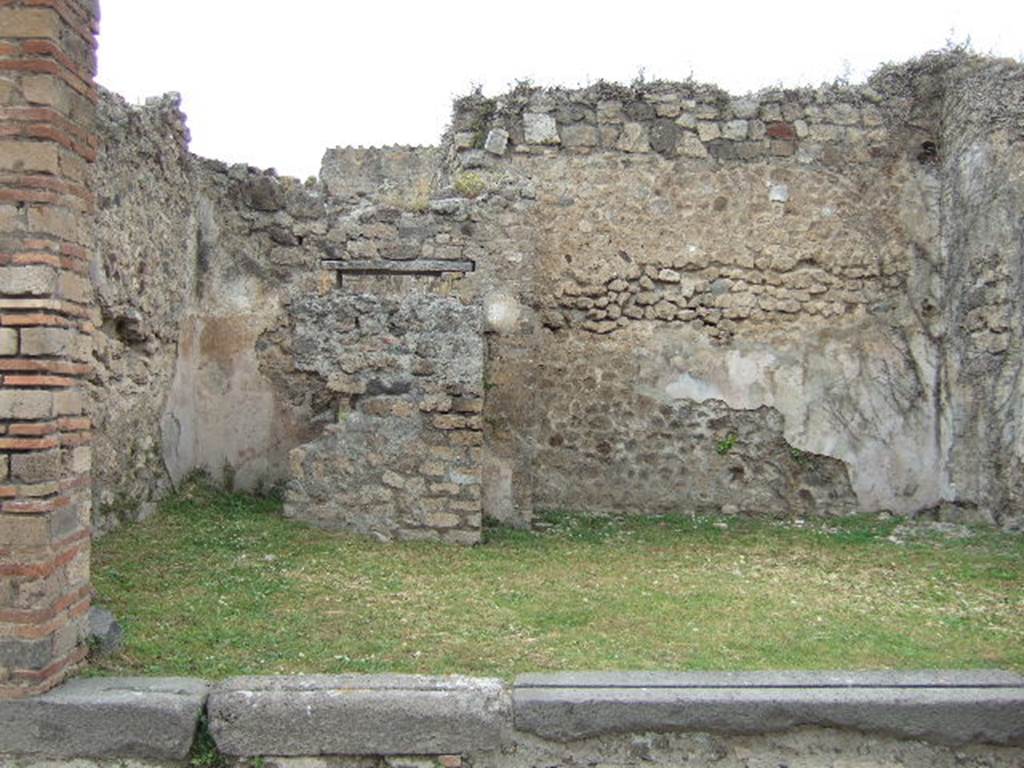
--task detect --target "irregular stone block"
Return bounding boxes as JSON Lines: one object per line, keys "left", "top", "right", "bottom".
{"left": 523, "top": 113, "right": 559, "bottom": 145}
{"left": 560, "top": 124, "right": 598, "bottom": 148}
{"left": 87, "top": 605, "right": 124, "bottom": 655}
{"left": 484, "top": 128, "right": 509, "bottom": 156}
{"left": 0, "top": 677, "right": 208, "bottom": 760}
{"left": 649, "top": 119, "right": 679, "bottom": 156}
{"left": 616, "top": 123, "right": 650, "bottom": 153}
{"left": 208, "top": 675, "right": 510, "bottom": 757}
{"left": 513, "top": 671, "right": 1024, "bottom": 746}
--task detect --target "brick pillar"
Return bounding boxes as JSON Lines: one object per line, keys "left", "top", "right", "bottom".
{"left": 0, "top": 0, "right": 99, "bottom": 697}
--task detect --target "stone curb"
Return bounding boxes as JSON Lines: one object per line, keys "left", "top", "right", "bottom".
{"left": 207, "top": 674, "right": 511, "bottom": 757}
{"left": 512, "top": 671, "right": 1024, "bottom": 746}
{"left": 0, "top": 677, "right": 208, "bottom": 760}
{"left": 2, "top": 671, "right": 1022, "bottom": 760}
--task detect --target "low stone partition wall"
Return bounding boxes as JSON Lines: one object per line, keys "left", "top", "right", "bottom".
{"left": 1, "top": 671, "right": 1022, "bottom": 766}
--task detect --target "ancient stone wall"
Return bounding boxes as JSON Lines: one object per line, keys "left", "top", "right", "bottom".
{"left": 90, "top": 90, "right": 195, "bottom": 530}
{"left": 938, "top": 58, "right": 1024, "bottom": 523}
{"left": 91, "top": 104, "right": 333, "bottom": 526}
{"left": 446, "top": 64, "right": 952, "bottom": 522}
{"left": 158, "top": 159, "right": 329, "bottom": 496}
{"left": 284, "top": 292, "right": 484, "bottom": 543}
{"left": 83, "top": 51, "right": 1024, "bottom": 540}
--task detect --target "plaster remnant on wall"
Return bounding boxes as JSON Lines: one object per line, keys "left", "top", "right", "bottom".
{"left": 484, "top": 293, "right": 523, "bottom": 334}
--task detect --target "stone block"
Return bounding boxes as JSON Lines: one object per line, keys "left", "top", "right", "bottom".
{"left": 722, "top": 120, "right": 749, "bottom": 140}
{"left": 523, "top": 113, "right": 559, "bottom": 145}
{"left": 52, "top": 389, "right": 84, "bottom": 416}
{"left": 680, "top": 134, "right": 709, "bottom": 158}
{"left": 0, "top": 266, "right": 57, "bottom": 297}
{"left": 0, "top": 390, "right": 53, "bottom": 420}
{"left": 649, "top": 119, "right": 679, "bottom": 156}
{"left": 616, "top": 123, "right": 650, "bottom": 153}
{"left": 208, "top": 675, "right": 510, "bottom": 757}
{"left": 10, "top": 449, "right": 60, "bottom": 483}
{"left": 0, "top": 513, "right": 50, "bottom": 551}
{"left": 483, "top": 128, "right": 509, "bottom": 156}
{"left": 59, "top": 148, "right": 87, "bottom": 184}
{"left": 71, "top": 445, "right": 91, "bottom": 473}
{"left": 0, "top": 636, "right": 52, "bottom": 670}
{"left": 696, "top": 121, "right": 721, "bottom": 142}
{"left": 0, "top": 141, "right": 61, "bottom": 175}
{"left": 0, "top": 677, "right": 208, "bottom": 760}
{"left": 57, "top": 271, "right": 92, "bottom": 304}
{"left": 425, "top": 512, "right": 460, "bottom": 528}
{"left": 19, "top": 327, "right": 77, "bottom": 357}
{"left": 731, "top": 99, "right": 759, "bottom": 118}
{"left": 87, "top": 606, "right": 124, "bottom": 655}
{"left": 0, "top": 8, "right": 61, "bottom": 39}
{"left": 512, "top": 671, "right": 1024, "bottom": 746}
{"left": 769, "top": 183, "right": 790, "bottom": 203}
{"left": 21, "top": 75, "right": 65, "bottom": 109}
{"left": 27, "top": 205, "right": 80, "bottom": 242}
{"left": 0, "top": 328, "right": 17, "bottom": 356}
{"left": 559, "top": 124, "right": 598, "bottom": 148}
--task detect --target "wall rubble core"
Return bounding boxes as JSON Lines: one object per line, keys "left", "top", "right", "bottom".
{"left": 84, "top": 49, "right": 1024, "bottom": 541}
{"left": 0, "top": 0, "right": 100, "bottom": 698}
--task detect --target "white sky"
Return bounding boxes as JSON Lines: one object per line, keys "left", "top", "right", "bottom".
{"left": 97, "top": 1, "right": 1022, "bottom": 179}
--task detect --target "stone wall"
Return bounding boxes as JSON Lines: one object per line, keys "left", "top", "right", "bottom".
{"left": 393, "top": 52, "right": 1019, "bottom": 528}
{"left": 938, "top": 58, "right": 1024, "bottom": 523}
{"left": 158, "top": 159, "right": 329, "bottom": 497}
{"left": 284, "top": 292, "right": 484, "bottom": 543}
{"left": 445, "top": 59, "right": 955, "bottom": 523}
{"left": 90, "top": 90, "right": 195, "bottom": 530}
{"left": 82, "top": 50, "right": 1024, "bottom": 538}
{"left": 90, "top": 105, "right": 333, "bottom": 527}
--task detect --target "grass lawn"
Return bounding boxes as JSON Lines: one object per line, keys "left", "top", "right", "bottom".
{"left": 88, "top": 479, "right": 1024, "bottom": 679}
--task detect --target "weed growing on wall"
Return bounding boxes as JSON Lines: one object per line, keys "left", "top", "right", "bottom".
{"left": 716, "top": 433, "right": 738, "bottom": 455}
{"left": 454, "top": 172, "right": 487, "bottom": 198}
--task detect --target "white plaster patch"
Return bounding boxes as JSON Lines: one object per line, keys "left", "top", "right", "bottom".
{"left": 484, "top": 293, "right": 522, "bottom": 333}
{"left": 724, "top": 349, "right": 777, "bottom": 407}
{"left": 769, "top": 183, "right": 789, "bottom": 203}
{"left": 665, "top": 372, "right": 721, "bottom": 402}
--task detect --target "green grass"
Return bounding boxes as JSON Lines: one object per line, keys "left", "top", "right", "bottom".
{"left": 88, "top": 479, "right": 1024, "bottom": 679}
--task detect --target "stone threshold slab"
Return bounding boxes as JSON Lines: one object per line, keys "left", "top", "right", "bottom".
{"left": 0, "top": 677, "right": 208, "bottom": 761}
{"left": 207, "top": 674, "right": 510, "bottom": 757}
{"left": 512, "top": 671, "right": 1024, "bottom": 746}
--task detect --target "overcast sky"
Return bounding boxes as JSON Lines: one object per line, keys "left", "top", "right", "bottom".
{"left": 96, "top": 1, "right": 1022, "bottom": 179}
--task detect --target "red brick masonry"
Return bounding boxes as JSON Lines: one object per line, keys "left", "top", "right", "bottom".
{"left": 0, "top": 0, "right": 98, "bottom": 698}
